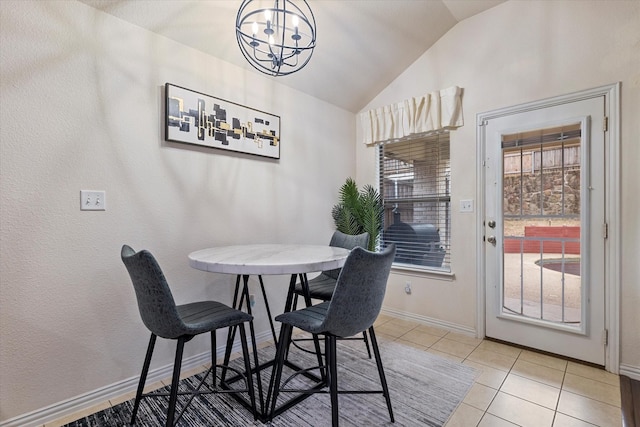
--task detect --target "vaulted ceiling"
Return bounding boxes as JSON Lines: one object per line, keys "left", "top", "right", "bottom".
{"left": 79, "top": 0, "right": 504, "bottom": 112}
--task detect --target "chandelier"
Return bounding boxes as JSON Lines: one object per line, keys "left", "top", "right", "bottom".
{"left": 235, "top": 0, "right": 317, "bottom": 77}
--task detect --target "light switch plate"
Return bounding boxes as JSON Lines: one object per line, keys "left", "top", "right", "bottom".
{"left": 460, "top": 199, "right": 474, "bottom": 213}
{"left": 80, "top": 190, "right": 106, "bottom": 211}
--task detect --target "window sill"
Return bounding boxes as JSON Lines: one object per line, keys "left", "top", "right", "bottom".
{"left": 391, "top": 263, "right": 455, "bottom": 281}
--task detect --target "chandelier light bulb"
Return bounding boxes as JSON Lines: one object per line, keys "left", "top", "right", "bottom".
{"left": 264, "top": 9, "right": 273, "bottom": 35}
{"left": 291, "top": 14, "right": 300, "bottom": 40}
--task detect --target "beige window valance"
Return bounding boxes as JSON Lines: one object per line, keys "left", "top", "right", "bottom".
{"left": 360, "top": 86, "right": 464, "bottom": 145}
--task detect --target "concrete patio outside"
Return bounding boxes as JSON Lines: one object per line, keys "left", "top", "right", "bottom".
{"left": 503, "top": 252, "right": 582, "bottom": 325}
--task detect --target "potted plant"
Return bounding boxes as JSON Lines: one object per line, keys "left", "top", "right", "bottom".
{"left": 331, "top": 177, "right": 383, "bottom": 252}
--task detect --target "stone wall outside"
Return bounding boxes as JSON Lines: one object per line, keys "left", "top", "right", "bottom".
{"left": 503, "top": 167, "right": 580, "bottom": 216}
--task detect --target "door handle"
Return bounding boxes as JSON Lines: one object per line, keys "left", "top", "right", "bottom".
{"left": 487, "top": 236, "right": 497, "bottom": 245}
{"left": 488, "top": 220, "right": 496, "bottom": 228}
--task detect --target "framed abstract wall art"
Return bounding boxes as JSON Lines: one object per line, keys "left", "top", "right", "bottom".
{"left": 165, "top": 83, "right": 280, "bottom": 159}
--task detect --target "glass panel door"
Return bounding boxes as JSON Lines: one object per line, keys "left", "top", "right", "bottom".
{"left": 483, "top": 94, "right": 606, "bottom": 366}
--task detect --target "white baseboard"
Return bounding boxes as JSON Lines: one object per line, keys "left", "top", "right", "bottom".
{"left": 0, "top": 330, "right": 273, "bottom": 427}
{"left": 380, "top": 307, "right": 478, "bottom": 337}
{"left": 619, "top": 363, "right": 640, "bottom": 381}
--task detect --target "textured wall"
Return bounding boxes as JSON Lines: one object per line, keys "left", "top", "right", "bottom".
{"left": 0, "top": 0, "right": 355, "bottom": 421}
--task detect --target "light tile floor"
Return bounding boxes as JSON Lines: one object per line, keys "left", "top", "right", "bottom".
{"left": 46, "top": 315, "right": 622, "bottom": 427}
{"left": 372, "top": 315, "right": 621, "bottom": 427}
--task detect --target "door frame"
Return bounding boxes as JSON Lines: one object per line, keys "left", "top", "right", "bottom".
{"left": 475, "top": 83, "right": 620, "bottom": 373}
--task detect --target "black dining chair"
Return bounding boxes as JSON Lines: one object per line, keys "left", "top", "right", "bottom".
{"left": 268, "top": 244, "right": 396, "bottom": 427}
{"left": 121, "top": 245, "right": 256, "bottom": 426}
{"left": 288, "top": 231, "right": 373, "bottom": 357}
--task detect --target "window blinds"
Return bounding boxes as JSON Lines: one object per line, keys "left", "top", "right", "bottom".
{"left": 379, "top": 133, "right": 451, "bottom": 271}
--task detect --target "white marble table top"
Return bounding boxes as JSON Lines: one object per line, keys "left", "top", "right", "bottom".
{"left": 188, "top": 244, "right": 350, "bottom": 275}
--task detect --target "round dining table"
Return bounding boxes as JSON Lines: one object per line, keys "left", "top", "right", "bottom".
{"left": 188, "top": 243, "right": 350, "bottom": 275}
{"left": 188, "top": 243, "right": 350, "bottom": 420}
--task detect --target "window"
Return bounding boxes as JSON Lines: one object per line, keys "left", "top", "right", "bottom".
{"left": 379, "top": 133, "right": 451, "bottom": 271}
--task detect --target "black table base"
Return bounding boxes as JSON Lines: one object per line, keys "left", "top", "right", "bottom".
{"left": 220, "top": 273, "right": 326, "bottom": 422}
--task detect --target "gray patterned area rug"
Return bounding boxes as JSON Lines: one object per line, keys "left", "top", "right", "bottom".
{"left": 65, "top": 338, "right": 477, "bottom": 426}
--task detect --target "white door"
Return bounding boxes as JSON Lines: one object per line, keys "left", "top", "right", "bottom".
{"left": 482, "top": 96, "right": 606, "bottom": 365}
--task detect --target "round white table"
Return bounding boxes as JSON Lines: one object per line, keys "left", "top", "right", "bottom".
{"left": 188, "top": 244, "right": 350, "bottom": 275}
{"left": 188, "top": 244, "right": 350, "bottom": 420}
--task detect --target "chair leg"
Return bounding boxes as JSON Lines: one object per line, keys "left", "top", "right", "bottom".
{"left": 298, "top": 274, "right": 326, "bottom": 380}
{"left": 130, "top": 333, "right": 157, "bottom": 425}
{"left": 368, "top": 327, "right": 394, "bottom": 423}
{"left": 327, "top": 335, "right": 339, "bottom": 427}
{"left": 210, "top": 330, "right": 217, "bottom": 387}
{"left": 165, "top": 337, "right": 186, "bottom": 427}
{"left": 362, "top": 330, "right": 372, "bottom": 359}
{"left": 292, "top": 293, "right": 299, "bottom": 311}
{"left": 238, "top": 323, "right": 257, "bottom": 420}
{"left": 267, "top": 323, "right": 293, "bottom": 420}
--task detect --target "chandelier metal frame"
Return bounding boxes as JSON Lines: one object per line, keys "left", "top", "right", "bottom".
{"left": 235, "top": 0, "right": 317, "bottom": 76}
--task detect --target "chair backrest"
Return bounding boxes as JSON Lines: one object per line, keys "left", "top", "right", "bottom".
{"left": 324, "top": 230, "right": 370, "bottom": 279}
{"left": 121, "top": 245, "right": 186, "bottom": 339}
{"left": 321, "top": 244, "right": 396, "bottom": 337}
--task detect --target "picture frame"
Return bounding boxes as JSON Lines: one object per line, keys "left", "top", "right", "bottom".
{"left": 165, "top": 83, "right": 280, "bottom": 159}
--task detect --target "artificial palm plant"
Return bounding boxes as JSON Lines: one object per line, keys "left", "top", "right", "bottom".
{"left": 331, "top": 177, "right": 383, "bottom": 252}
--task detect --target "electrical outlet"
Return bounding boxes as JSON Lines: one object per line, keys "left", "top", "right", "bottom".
{"left": 460, "top": 199, "right": 474, "bottom": 213}
{"left": 404, "top": 281, "right": 412, "bottom": 294}
{"left": 80, "top": 190, "right": 106, "bottom": 211}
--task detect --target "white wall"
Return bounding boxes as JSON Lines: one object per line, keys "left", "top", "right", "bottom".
{"left": 358, "top": 0, "right": 640, "bottom": 369}
{"left": 0, "top": 0, "right": 355, "bottom": 422}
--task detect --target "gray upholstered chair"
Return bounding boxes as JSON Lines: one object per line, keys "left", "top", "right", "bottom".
{"left": 292, "top": 231, "right": 370, "bottom": 302}
{"left": 268, "top": 244, "right": 396, "bottom": 427}
{"left": 121, "top": 245, "right": 256, "bottom": 426}
{"left": 289, "top": 231, "right": 372, "bottom": 356}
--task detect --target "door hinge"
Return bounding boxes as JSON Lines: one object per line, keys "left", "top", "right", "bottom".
{"left": 603, "top": 329, "right": 609, "bottom": 346}
{"left": 603, "top": 116, "right": 608, "bottom": 132}
{"left": 602, "top": 223, "right": 608, "bottom": 239}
